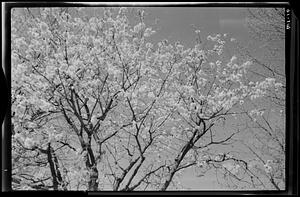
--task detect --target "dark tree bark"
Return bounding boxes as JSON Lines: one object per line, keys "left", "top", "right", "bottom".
{"left": 47, "top": 143, "right": 59, "bottom": 190}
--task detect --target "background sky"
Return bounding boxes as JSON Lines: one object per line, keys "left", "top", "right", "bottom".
{"left": 142, "top": 7, "right": 251, "bottom": 47}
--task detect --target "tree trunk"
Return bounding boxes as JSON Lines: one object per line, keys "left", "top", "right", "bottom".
{"left": 47, "top": 143, "right": 58, "bottom": 190}
{"left": 160, "top": 143, "right": 193, "bottom": 191}
{"left": 86, "top": 140, "right": 99, "bottom": 191}
{"left": 88, "top": 165, "right": 99, "bottom": 191}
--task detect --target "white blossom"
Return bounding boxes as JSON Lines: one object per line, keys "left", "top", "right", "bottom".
{"left": 223, "top": 162, "right": 240, "bottom": 175}
{"left": 196, "top": 160, "right": 206, "bottom": 168}
{"left": 230, "top": 55, "right": 237, "bottom": 63}
{"left": 24, "top": 137, "right": 35, "bottom": 149}
{"left": 144, "top": 28, "right": 156, "bottom": 37}
{"left": 91, "top": 115, "right": 98, "bottom": 125}
{"left": 264, "top": 163, "right": 272, "bottom": 174}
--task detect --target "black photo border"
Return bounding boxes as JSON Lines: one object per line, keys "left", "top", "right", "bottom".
{"left": 1, "top": 1, "right": 299, "bottom": 196}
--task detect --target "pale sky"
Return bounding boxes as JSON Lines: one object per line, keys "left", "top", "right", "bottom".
{"left": 142, "top": 7, "right": 251, "bottom": 47}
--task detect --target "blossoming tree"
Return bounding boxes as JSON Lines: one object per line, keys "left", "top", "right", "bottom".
{"left": 11, "top": 7, "right": 284, "bottom": 191}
